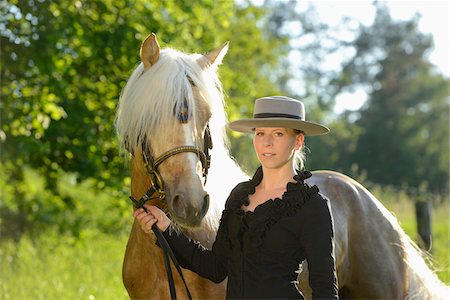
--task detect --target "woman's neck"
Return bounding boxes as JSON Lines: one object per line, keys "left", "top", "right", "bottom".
{"left": 259, "top": 165, "right": 297, "bottom": 191}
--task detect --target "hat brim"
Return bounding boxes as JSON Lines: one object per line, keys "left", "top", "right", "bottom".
{"left": 228, "top": 118, "right": 329, "bottom": 136}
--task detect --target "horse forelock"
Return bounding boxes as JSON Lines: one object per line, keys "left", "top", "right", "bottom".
{"left": 116, "top": 47, "right": 228, "bottom": 158}
{"left": 116, "top": 46, "right": 231, "bottom": 230}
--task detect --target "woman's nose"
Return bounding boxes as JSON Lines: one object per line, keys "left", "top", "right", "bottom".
{"left": 264, "top": 136, "right": 273, "bottom": 146}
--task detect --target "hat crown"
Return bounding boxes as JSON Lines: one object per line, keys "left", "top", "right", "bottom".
{"left": 228, "top": 95, "right": 329, "bottom": 135}
{"left": 253, "top": 96, "right": 305, "bottom": 120}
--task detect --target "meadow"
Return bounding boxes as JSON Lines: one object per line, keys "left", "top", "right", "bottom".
{"left": 1, "top": 171, "right": 449, "bottom": 299}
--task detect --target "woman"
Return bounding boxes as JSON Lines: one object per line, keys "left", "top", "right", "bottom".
{"left": 134, "top": 96, "right": 339, "bottom": 299}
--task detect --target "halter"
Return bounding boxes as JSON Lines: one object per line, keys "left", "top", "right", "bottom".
{"left": 129, "top": 124, "right": 212, "bottom": 208}
{"left": 128, "top": 124, "right": 212, "bottom": 300}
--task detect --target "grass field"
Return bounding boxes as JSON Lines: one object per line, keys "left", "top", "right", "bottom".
{"left": 371, "top": 185, "right": 450, "bottom": 284}
{"left": 0, "top": 229, "right": 130, "bottom": 300}
{"left": 1, "top": 185, "right": 449, "bottom": 299}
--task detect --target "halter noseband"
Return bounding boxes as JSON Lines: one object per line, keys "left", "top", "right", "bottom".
{"left": 128, "top": 125, "right": 212, "bottom": 300}
{"left": 129, "top": 124, "right": 212, "bottom": 208}
{"left": 147, "top": 146, "right": 207, "bottom": 176}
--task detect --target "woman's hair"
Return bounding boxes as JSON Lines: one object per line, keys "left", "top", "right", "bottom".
{"left": 293, "top": 129, "right": 305, "bottom": 170}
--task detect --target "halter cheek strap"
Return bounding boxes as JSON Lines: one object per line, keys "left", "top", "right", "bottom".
{"left": 127, "top": 124, "right": 213, "bottom": 300}
{"left": 129, "top": 197, "right": 192, "bottom": 300}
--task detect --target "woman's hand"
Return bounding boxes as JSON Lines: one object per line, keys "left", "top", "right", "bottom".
{"left": 133, "top": 204, "right": 171, "bottom": 233}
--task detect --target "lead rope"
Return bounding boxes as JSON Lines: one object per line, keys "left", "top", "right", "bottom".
{"left": 130, "top": 125, "right": 212, "bottom": 299}
{"left": 130, "top": 195, "right": 193, "bottom": 300}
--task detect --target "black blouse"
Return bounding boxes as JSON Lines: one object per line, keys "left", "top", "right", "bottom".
{"left": 163, "top": 167, "right": 339, "bottom": 299}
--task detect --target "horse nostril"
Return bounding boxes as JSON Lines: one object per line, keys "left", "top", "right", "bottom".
{"left": 201, "top": 194, "right": 210, "bottom": 217}
{"left": 172, "top": 194, "right": 186, "bottom": 219}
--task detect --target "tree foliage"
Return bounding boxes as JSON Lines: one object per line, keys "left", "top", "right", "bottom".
{"left": 1, "top": 1, "right": 448, "bottom": 238}
{"left": 346, "top": 7, "right": 449, "bottom": 193}
{"left": 0, "top": 0, "right": 284, "bottom": 237}
{"left": 262, "top": 1, "right": 449, "bottom": 195}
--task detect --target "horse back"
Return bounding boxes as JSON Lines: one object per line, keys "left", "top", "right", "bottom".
{"left": 302, "top": 170, "right": 408, "bottom": 299}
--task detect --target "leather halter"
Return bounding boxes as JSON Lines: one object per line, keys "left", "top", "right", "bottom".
{"left": 132, "top": 124, "right": 212, "bottom": 207}
{"left": 128, "top": 124, "right": 212, "bottom": 300}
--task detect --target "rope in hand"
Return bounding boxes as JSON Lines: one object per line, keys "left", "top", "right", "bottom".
{"left": 129, "top": 196, "right": 193, "bottom": 300}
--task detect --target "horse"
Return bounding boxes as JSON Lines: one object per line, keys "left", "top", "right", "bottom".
{"left": 116, "top": 33, "right": 449, "bottom": 299}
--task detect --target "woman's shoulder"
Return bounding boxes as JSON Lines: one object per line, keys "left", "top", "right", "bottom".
{"left": 295, "top": 172, "right": 332, "bottom": 218}
{"left": 224, "top": 167, "right": 263, "bottom": 210}
{"left": 224, "top": 181, "right": 252, "bottom": 210}
{"left": 287, "top": 170, "right": 321, "bottom": 200}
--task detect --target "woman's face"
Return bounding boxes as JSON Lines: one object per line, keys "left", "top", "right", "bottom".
{"left": 253, "top": 127, "right": 304, "bottom": 170}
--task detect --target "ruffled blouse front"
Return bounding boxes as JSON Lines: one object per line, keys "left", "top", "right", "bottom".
{"left": 163, "top": 167, "right": 338, "bottom": 299}
{"left": 224, "top": 167, "right": 319, "bottom": 250}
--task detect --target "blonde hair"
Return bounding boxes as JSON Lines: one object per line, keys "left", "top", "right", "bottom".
{"left": 293, "top": 129, "right": 305, "bottom": 170}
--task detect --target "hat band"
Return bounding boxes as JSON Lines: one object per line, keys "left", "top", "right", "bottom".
{"left": 254, "top": 113, "right": 301, "bottom": 119}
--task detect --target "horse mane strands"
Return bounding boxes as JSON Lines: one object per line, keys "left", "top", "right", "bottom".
{"left": 116, "top": 45, "right": 240, "bottom": 233}
{"left": 186, "top": 53, "right": 229, "bottom": 151}
{"left": 116, "top": 48, "right": 209, "bottom": 154}
{"left": 402, "top": 234, "right": 450, "bottom": 299}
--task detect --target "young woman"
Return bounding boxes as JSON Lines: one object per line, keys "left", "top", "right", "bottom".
{"left": 134, "top": 96, "right": 339, "bottom": 299}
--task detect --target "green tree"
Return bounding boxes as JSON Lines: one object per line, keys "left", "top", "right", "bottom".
{"left": 339, "top": 5, "right": 449, "bottom": 193}
{"left": 225, "top": 2, "right": 289, "bottom": 173}
{"left": 0, "top": 0, "right": 287, "bottom": 237}
{"left": 242, "top": 2, "right": 449, "bottom": 197}
{"left": 256, "top": 0, "right": 364, "bottom": 171}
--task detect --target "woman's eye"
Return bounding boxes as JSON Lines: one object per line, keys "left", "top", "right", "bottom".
{"left": 274, "top": 132, "right": 283, "bottom": 137}
{"left": 256, "top": 132, "right": 263, "bottom": 136}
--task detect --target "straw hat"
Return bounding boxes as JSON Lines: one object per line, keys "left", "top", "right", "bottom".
{"left": 228, "top": 96, "right": 329, "bottom": 136}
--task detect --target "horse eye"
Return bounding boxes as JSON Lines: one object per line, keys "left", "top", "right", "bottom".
{"left": 175, "top": 99, "right": 189, "bottom": 123}
{"left": 187, "top": 75, "right": 196, "bottom": 87}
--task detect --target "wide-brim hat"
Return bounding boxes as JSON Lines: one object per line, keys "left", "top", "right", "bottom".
{"left": 228, "top": 96, "right": 329, "bottom": 136}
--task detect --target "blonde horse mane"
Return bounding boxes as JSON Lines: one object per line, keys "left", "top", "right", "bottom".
{"left": 116, "top": 48, "right": 228, "bottom": 153}
{"left": 115, "top": 46, "right": 242, "bottom": 236}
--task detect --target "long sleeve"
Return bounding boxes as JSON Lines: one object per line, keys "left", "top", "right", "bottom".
{"left": 300, "top": 193, "right": 339, "bottom": 299}
{"left": 162, "top": 210, "right": 231, "bottom": 283}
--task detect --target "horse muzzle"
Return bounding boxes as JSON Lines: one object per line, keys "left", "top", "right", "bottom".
{"left": 169, "top": 191, "right": 210, "bottom": 227}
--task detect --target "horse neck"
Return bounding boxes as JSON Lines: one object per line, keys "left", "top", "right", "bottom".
{"left": 124, "top": 155, "right": 168, "bottom": 298}
{"left": 183, "top": 140, "right": 248, "bottom": 248}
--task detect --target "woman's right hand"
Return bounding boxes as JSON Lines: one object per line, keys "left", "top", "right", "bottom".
{"left": 133, "top": 204, "right": 171, "bottom": 233}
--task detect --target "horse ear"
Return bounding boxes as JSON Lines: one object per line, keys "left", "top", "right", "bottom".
{"left": 140, "top": 33, "right": 160, "bottom": 70}
{"left": 199, "top": 42, "right": 229, "bottom": 69}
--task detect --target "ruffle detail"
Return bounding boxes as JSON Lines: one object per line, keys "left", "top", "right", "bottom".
{"left": 225, "top": 167, "right": 262, "bottom": 211}
{"left": 227, "top": 166, "right": 319, "bottom": 249}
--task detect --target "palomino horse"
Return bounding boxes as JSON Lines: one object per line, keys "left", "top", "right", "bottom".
{"left": 116, "top": 34, "right": 449, "bottom": 299}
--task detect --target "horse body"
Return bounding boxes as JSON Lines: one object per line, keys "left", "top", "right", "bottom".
{"left": 118, "top": 34, "right": 449, "bottom": 299}
{"left": 304, "top": 171, "right": 407, "bottom": 299}
{"left": 301, "top": 170, "right": 448, "bottom": 299}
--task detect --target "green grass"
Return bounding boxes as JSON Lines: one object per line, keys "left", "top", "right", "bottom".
{"left": 1, "top": 200, "right": 448, "bottom": 300}
{"left": 0, "top": 174, "right": 448, "bottom": 299}
{"left": 371, "top": 185, "right": 450, "bottom": 284}
{"left": 431, "top": 203, "right": 450, "bottom": 284}
{"left": 0, "top": 230, "right": 130, "bottom": 300}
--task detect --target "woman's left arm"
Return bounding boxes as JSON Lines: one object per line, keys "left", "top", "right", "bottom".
{"left": 300, "top": 192, "right": 339, "bottom": 299}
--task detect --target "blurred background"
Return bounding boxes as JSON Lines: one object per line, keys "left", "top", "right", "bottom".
{"left": 1, "top": 0, "right": 448, "bottom": 298}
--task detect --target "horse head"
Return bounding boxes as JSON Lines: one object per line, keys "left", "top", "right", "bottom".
{"left": 116, "top": 33, "right": 229, "bottom": 228}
